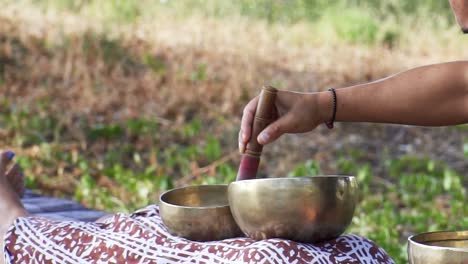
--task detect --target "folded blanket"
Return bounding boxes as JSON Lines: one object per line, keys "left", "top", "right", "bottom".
{"left": 21, "top": 189, "right": 108, "bottom": 222}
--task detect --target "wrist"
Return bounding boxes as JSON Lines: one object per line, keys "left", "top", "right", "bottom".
{"left": 316, "top": 90, "right": 334, "bottom": 125}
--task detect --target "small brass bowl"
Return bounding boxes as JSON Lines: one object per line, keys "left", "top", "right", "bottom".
{"left": 159, "top": 184, "right": 242, "bottom": 241}
{"left": 228, "top": 176, "right": 357, "bottom": 242}
{"left": 408, "top": 230, "right": 468, "bottom": 264}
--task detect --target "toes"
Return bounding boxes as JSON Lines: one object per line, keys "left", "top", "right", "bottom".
{"left": 6, "top": 163, "right": 25, "bottom": 198}
{"left": 16, "top": 173, "right": 25, "bottom": 198}
{"left": 0, "top": 151, "right": 15, "bottom": 175}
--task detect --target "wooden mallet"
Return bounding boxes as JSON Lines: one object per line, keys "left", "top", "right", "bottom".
{"left": 236, "top": 86, "right": 277, "bottom": 181}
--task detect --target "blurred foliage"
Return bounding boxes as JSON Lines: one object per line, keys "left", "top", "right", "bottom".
{"left": 30, "top": 0, "right": 451, "bottom": 24}
{"left": 6, "top": 0, "right": 454, "bottom": 46}
{"left": 0, "top": 103, "right": 238, "bottom": 210}
{"left": 288, "top": 160, "right": 320, "bottom": 177}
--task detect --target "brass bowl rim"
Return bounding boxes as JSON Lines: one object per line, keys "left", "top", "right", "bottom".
{"left": 408, "top": 230, "right": 468, "bottom": 253}
{"left": 229, "top": 175, "right": 355, "bottom": 185}
{"left": 159, "top": 184, "right": 230, "bottom": 210}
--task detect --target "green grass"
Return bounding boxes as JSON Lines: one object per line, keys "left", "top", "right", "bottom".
{"left": 286, "top": 149, "right": 466, "bottom": 263}
{"left": 2, "top": 103, "right": 465, "bottom": 263}
{"left": 0, "top": 101, "right": 239, "bottom": 209}
{"left": 289, "top": 149, "right": 467, "bottom": 263}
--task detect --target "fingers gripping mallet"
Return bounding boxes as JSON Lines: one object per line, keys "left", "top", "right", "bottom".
{"left": 236, "top": 86, "right": 277, "bottom": 181}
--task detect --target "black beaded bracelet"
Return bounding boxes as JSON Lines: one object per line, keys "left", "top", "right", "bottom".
{"left": 325, "top": 88, "right": 337, "bottom": 129}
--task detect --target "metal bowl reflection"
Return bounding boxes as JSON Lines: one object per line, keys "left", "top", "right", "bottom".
{"left": 408, "top": 230, "right": 468, "bottom": 264}
{"left": 159, "top": 184, "right": 242, "bottom": 241}
{"left": 228, "top": 176, "right": 357, "bottom": 243}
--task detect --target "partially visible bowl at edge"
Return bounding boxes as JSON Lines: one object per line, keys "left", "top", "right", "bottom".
{"left": 408, "top": 230, "right": 468, "bottom": 264}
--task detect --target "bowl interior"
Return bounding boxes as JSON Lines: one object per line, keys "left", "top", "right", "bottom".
{"left": 410, "top": 230, "right": 468, "bottom": 250}
{"left": 160, "top": 184, "right": 228, "bottom": 208}
{"left": 425, "top": 240, "right": 468, "bottom": 248}
{"left": 229, "top": 175, "right": 356, "bottom": 187}
{"left": 229, "top": 175, "right": 357, "bottom": 203}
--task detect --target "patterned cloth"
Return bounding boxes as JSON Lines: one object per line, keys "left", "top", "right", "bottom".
{"left": 4, "top": 205, "right": 395, "bottom": 264}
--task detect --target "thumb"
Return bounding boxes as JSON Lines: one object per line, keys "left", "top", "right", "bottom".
{"left": 257, "top": 113, "right": 292, "bottom": 145}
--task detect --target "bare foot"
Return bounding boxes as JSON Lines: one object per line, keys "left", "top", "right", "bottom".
{"left": 0, "top": 151, "right": 28, "bottom": 264}
{"left": 5, "top": 163, "right": 25, "bottom": 198}
{"left": 0, "top": 150, "right": 27, "bottom": 215}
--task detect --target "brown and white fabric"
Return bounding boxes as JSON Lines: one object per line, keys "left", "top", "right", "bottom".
{"left": 4, "top": 205, "right": 395, "bottom": 263}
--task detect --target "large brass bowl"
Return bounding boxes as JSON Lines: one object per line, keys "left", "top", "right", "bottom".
{"left": 228, "top": 176, "right": 357, "bottom": 242}
{"left": 159, "top": 184, "right": 242, "bottom": 241}
{"left": 408, "top": 230, "right": 468, "bottom": 264}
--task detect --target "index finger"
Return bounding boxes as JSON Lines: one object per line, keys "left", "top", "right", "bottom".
{"left": 240, "top": 96, "right": 259, "bottom": 145}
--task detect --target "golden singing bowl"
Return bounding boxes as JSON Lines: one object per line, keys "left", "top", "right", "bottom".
{"left": 159, "top": 184, "right": 242, "bottom": 241}
{"left": 228, "top": 176, "right": 357, "bottom": 242}
{"left": 408, "top": 230, "right": 468, "bottom": 264}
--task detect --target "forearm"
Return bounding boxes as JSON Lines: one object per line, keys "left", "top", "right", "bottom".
{"left": 319, "top": 61, "right": 468, "bottom": 126}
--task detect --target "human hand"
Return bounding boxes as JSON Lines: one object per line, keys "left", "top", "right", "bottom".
{"left": 239, "top": 90, "right": 330, "bottom": 153}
